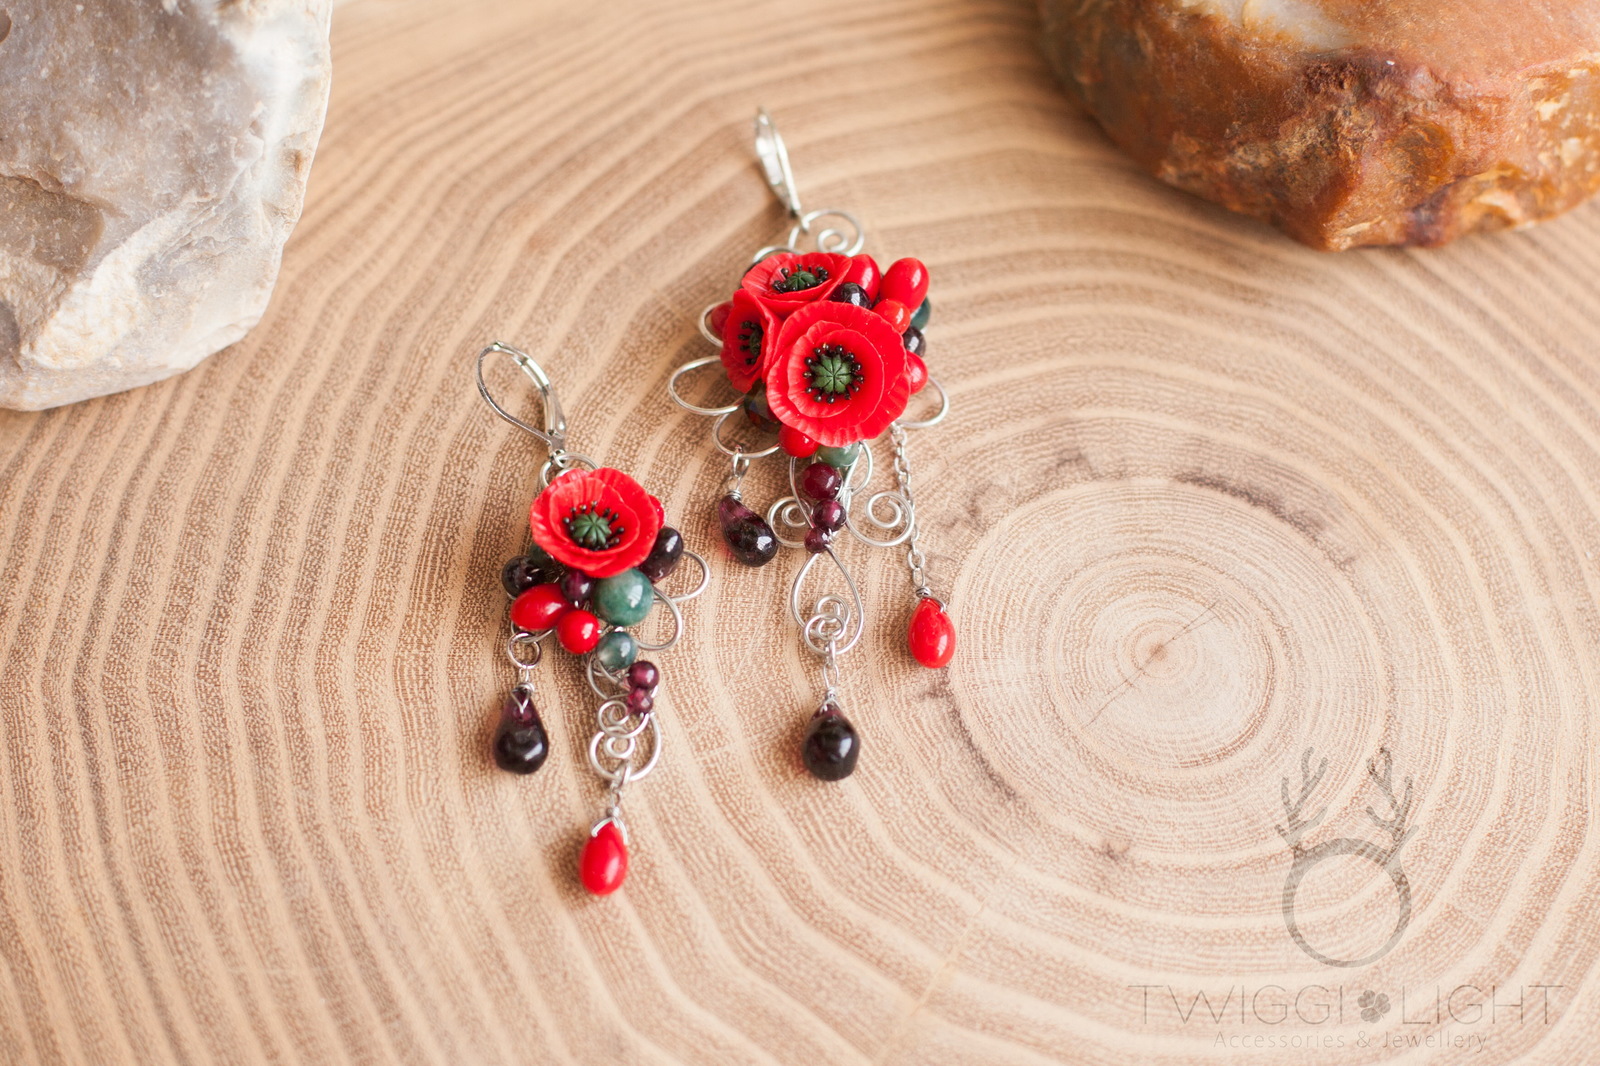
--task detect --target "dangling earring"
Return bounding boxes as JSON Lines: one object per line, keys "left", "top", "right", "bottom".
{"left": 669, "top": 110, "right": 955, "bottom": 783}
{"left": 478, "top": 343, "right": 708, "bottom": 896}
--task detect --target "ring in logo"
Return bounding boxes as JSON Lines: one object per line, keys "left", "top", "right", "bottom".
{"left": 1277, "top": 747, "right": 1417, "bottom": 968}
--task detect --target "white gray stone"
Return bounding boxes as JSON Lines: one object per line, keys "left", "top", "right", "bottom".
{"left": 0, "top": 0, "right": 332, "bottom": 409}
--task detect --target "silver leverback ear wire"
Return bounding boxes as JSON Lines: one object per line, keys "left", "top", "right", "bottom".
{"left": 751, "top": 109, "right": 866, "bottom": 259}
{"left": 754, "top": 108, "right": 802, "bottom": 220}
{"left": 476, "top": 342, "right": 596, "bottom": 485}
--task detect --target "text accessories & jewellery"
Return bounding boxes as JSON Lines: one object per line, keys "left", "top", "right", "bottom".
{"left": 669, "top": 110, "right": 956, "bottom": 783}
{"left": 478, "top": 343, "right": 708, "bottom": 895}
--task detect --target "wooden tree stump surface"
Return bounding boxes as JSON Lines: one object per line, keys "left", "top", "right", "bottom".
{"left": 1, "top": 0, "right": 1598, "bottom": 1063}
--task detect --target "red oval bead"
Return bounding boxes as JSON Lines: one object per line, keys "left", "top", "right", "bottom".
{"left": 557, "top": 609, "right": 602, "bottom": 654}
{"left": 908, "top": 598, "right": 956, "bottom": 668}
{"left": 906, "top": 353, "right": 928, "bottom": 394}
{"left": 873, "top": 299, "right": 910, "bottom": 334}
{"left": 510, "top": 583, "right": 569, "bottom": 631}
{"left": 778, "top": 423, "right": 819, "bottom": 458}
{"left": 580, "top": 821, "right": 628, "bottom": 895}
{"left": 879, "top": 258, "right": 929, "bottom": 311}
{"left": 843, "top": 254, "right": 880, "bottom": 300}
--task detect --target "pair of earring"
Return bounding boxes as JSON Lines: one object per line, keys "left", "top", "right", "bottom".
{"left": 475, "top": 110, "right": 954, "bottom": 898}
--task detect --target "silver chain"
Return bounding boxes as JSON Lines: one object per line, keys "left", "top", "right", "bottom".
{"left": 890, "top": 423, "right": 933, "bottom": 600}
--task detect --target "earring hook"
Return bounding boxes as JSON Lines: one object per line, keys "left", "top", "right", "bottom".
{"left": 476, "top": 342, "right": 567, "bottom": 453}
{"left": 754, "top": 108, "right": 802, "bottom": 219}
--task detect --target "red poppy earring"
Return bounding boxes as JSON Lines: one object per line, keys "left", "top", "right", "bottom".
{"left": 479, "top": 343, "right": 708, "bottom": 895}
{"left": 669, "top": 110, "right": 954, "bottom": 782}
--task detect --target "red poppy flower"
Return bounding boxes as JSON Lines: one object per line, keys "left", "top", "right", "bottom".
{"left": 763, "top": 301, "right": 910, "bottom": 448}
{"left": 741, "top": 252, "right": 852, "bottom": 316}
{"left": 719, "top": 290, "right": 778, "bottom": 393}
{"left": 529, "top": 467, "right": 662, "bottom": 578}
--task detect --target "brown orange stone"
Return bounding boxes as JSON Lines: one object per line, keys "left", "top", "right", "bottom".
{"left": 1041, "top": 0, "right": 1600, "bottom": 249}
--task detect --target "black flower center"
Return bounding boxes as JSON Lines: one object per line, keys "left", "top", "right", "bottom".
{"left": 772, "top": 265, "right": 829, "bottom": 293}
{"left": 738, "top": 319, "right": 764, "bottom": 366}
{"left": 564, "top": 503, "right": 625, "bottom": 549}
{"left": 804, "top": 343, "right": 863, "bottom": 404}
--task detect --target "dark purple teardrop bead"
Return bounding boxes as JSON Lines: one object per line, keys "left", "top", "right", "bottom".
{"left": 492, "top": 688, "right": 549, "bottom": 774}
{"left": 718, "top": 494, "right": 778, "bottom": 567}
{"left": 638, "top": 526, "right": 684, "bottom": 583}
{"left": 802, "top": 705, "right": 859, "bottom": 781}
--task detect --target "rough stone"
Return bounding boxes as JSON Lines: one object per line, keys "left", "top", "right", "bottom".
{"left": 0, "top": 0, "right": 331, "bottom": 409}
{"left": 1041, "top": 0, "right": 1600, "bottom": 250}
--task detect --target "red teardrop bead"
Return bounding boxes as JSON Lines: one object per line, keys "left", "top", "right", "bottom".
{"left": 580, "top": 821, "right": 628, "bottom": 895}
{"left": 908, "top": 598, "right": 956, "bottom": 668}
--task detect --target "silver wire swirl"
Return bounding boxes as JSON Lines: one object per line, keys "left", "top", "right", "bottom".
{"left": 697, "top": 303, "right": 724, "bottom": 346}
{"left": 753, "top": 208, "right": 867, "bottom": 260}
{"left": 790, "top": 547, "right": 864, "bottom": 656}
{"left": 669, "top": 356, "right": 742, "bottom": 417}
{"left": 897, "top": 376, "right": 950, "bottom": 430}
{"left": 711, "top": 411, "right": 781, "bottom": 460}
{"left": 587, "top": 707, "right": 661, "bottom": 786}
{"left": 633, "top": 586, "right": 685, "bottom": 652}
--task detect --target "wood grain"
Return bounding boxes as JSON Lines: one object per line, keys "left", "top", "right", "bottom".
{"left": 2, "top": 0, "right": 1599, "bottom": 1063}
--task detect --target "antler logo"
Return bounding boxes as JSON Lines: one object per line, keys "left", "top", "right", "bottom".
{"left": 1278, "top": 747, "right": 1417, "bottom": 967}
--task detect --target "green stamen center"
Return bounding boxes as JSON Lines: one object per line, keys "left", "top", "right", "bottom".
{"left": 772, "top": 265, "right": 829, "bottom": 293}
{"left": 804, "top": 344, "right": 863, "bottom": 404}
{"left": 564, "top": 504, "right": 623, "bottom": 549}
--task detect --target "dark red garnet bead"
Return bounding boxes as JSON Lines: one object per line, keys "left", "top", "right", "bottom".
{"left": 492, "top": 688, "right": 549, "bottom": 774}
{"left": 580, "top": 821, "right": 628, "bottom": 895}
{"left": 627, "top": 661, "right": 660, "bottom": 690}
{"left": 560, "top": 569, "right": 595, "bottom": 607}
{"left": 718, "top": 494, "right": 778, "bottom": 566}
{"left": 500, "top": 555, "right": 547, "bottom": 598}
{"left": 804, "top": 526, "right": 832, "bottom": 554}
{"left": 800, "top": 462, "right": 842, "bottom": 501}
{"left": 908, "top": 598, "right": 956, "bottom": 668}
{"left": 637, "top": 527, "right": 684, "bottom": 583}
{"left": 814, "top": 499, "right": 846, "bottom": 531}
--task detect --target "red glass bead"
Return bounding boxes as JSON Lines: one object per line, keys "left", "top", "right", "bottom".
{"left": 879, "top": 258, "right": 929, "bottom": 310}
{"left": 557, "top": 609, "right": 602, "bottom": 654}
{"left": 873, "top": 299, "right": 910, "bottom": 334}
{"left": 908, "top": 598, "right": 956, "bottom": 668}
{"left": 579, "top": 821, "right": 628, "bottom": 895}
{"left": 510, "top": 583, "right": 569, "bottom": 631}
{"left": 906, "top": 353, "right": 928, "bottom": 394}
{"left": 842, "top": 254, "right": 880, "bottom": 300}
{"left": 779, "top": 423, "right": 819, "bottom": 458}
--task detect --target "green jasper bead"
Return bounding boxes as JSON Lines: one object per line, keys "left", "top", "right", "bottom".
{"left": 816, "top": 442, "right": 861, "bottom": 470}
{"left": 594, "top": 630, "right": 638, "bottom": 672}
{"left": 593, "top": 568, "right": 654, "bottom": 626}
{"left": 911, "top": 297, "right": 931, "bottom": 331}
